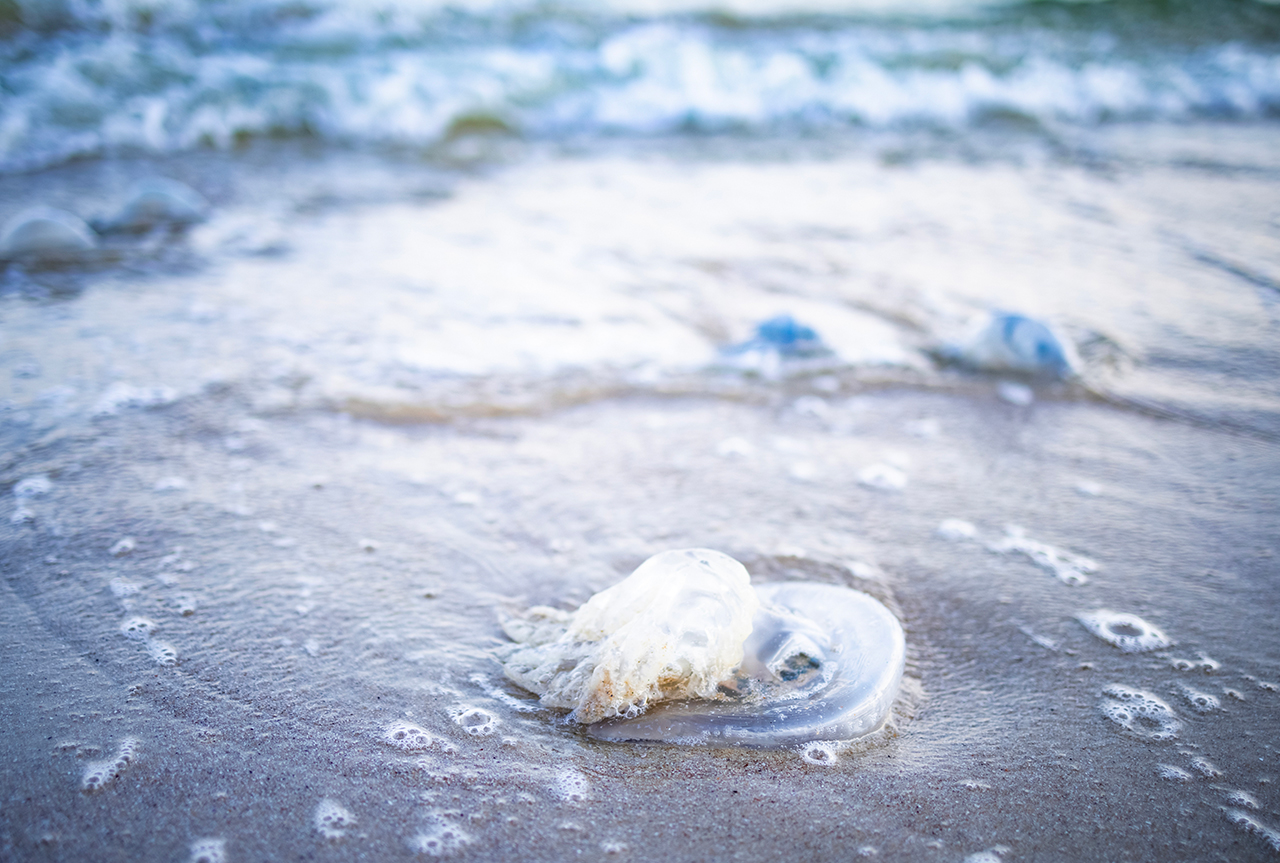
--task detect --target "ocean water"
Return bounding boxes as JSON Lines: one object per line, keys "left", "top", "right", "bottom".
{"left": 2, "top": 0, "right": 1280, "bottom": 861}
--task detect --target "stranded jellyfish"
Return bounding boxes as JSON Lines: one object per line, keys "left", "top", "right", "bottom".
{"left": 499, "top": 549, "right": 905, "bottom": 747}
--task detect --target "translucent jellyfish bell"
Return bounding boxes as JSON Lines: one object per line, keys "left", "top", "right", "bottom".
{"left": 586, "top": 582, "right": 905, "bottom": 747}
{"left": 500, "top": 551, "right": 906, "bottom": 747}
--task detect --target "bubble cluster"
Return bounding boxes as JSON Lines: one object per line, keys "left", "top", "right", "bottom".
{"left": 964, "top": 847, "right": 1009, "bottom": 863}
{"left": 451, "top": 707, "right": 498, "bottom": 737}
{"left": 81, "top": 738, "right": 139, "bottom": 792}
{"left": 93, "top": 383, "right": 177, "bottom": 416}
{"left": 1077, "top": 611, "right": 1172, "bottom": 653}
{"left": 110, "top": 536, "right": 137, "bottom": 557}
{"left": 1225, "top": 790, "right": 1261, "bottom": 810}
{"left": 13, "top": 475, "right": 53, "bottom": 498}
{"left": 409, "top": 816, "right": 471, "bottom": 857}
{"left": 1177, "top": 684, "right": 1220, "bottom": 714}
{"left": 189, "top": 838, "right": 227, "bottom": 863}
{"left": 1225, "top": 809, "right": 1280, "bottom": 853}
{"left": 119, "top": 617, "right": 177, "bottom": 666}
{"left": 1190, "top": 757, "right": 1222, "bottom": 778}
{"left": 314, "top": 799, "right": 357, "bottom": 840}
{"left": 109, "top": 579, "right": 141, "bottom": 599}
{"left": 552, "top": 769, "right": 592, "bottom": 803}
{"left": 1157, "top": 764, "right": 1193, "bottom": 782}
{"left": 991, "top": 527, "right": 1097, "bottom": 585}
{"left": 383, "top": 722, "right": 439, "bottom": 753}
{"left": 1169, "top": 653, "right": 1220, "bottom": 673}
{"left": 800, "top": 742, "right": 839, "bottom": 766}
{"left": 1099, "top": 685, "right": 1181, "bottom": 740}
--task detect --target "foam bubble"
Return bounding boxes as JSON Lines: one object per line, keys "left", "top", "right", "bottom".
{"left": 857, "top": 464, "right": 907, "bottom": 491}
{"left": 120, "top": 617, "right": 158, "bottom": 640}
{"left": 1177, "top": 684, "right": 1220, "bottom": 714}
{"left": 1169, "top": 653, "right": 1220, "bottom": 673}
{"left": 1225, "top": 809, "right": 1280, "bottom": 853}
{"left": 451, "top": 707, "right": 498, "bottom": 737}
{"left": 93, "top": 383, "right": 178, "bottom": 416}
{"left": 188, "top": 838, "right": 227, "bottom": 863}
{"left": 1226, "top": 790, "right": 1261, "bottom": 810}
{"left": 964, "top": 849, "right": 1009, "bottom": 863}
{"left": 409, "top": 816, "right": 471, "bottom": 857}
{"left": 110, "top": 537, "right": 137, "bottom": 557}
{"left": 314, "top": 799, "right": 357, "bottom": 840}
{"left": 997, "top": 381, "right": 1034, "bottom": 406}
{"left": 1077, "top": 611, "right": 1172, "bottom": 653}
{"left": 81, "top": 738, "right": 139, "bottom": 792}
{"left": 119, "top": 616, "right": 178, "bottom": 665}
{"left": 1157, "top": 764, "right": 1193, "bottom": 782}
{"left": 383, "top": 722, "right": 440, "bottom": 754}
{"left": 992, "top": 527, "right": 1097, "bottom": 585}
{"left": 13, "top": 475, "right": 52, "bottom": 498}
{"left": 600, "top": 840, "right": 629, "bottom": 855}
{"left": 800, "top": 742, "right": 839, "bottom": 766}
{"left": 937, "top": 519, "right": 977, "bottom": 541}
{"left": 109, "top": 579, "right": 141, "bottom": 599}
{"left": 1099, "top": 685, "right": 1181, "bottom": 741}
{"left": 1190, "top": 757, "right": 1222, "bottom": 778}
{"left": 551, "top": 769, "right": 591, "bottom": 803}
{"left": 145, "top": 640, "right": 179, "bottom": 666}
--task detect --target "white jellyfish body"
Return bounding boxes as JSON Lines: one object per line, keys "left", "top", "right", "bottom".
{"left": 501, "top": 549, "right": 760, "bottom": 724}
{"left": 499, "top": 550, "right": 906, "bottom": 747}
{"left": 587, "top": 582, "right": 905, "bottom": 746}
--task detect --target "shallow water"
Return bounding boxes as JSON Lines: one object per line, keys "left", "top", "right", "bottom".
{"left": 2, "top": 11, "right": 1280, "bottom": 853}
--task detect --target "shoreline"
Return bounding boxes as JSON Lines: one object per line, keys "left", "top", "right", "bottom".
{"left": 2, "top": 122, "right": 1279, "bottom": 861}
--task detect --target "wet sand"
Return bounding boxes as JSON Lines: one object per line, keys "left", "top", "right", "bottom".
{"left": 2, "top": 124, "right": 1279, "bottom": 861}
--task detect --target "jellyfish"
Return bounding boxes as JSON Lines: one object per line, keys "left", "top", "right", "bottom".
{"left": 0, "top": 207, "right": 98, "bottom": 262}
{"left": 498, "top": 549, "right": 905, "bottom": 747}
{"left": 101, "top": 179, "right": 209, "bottom": 233}
{"left": 944, "top": 311, "right": 1080, "bottom": 379}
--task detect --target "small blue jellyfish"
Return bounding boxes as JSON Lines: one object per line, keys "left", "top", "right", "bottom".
{"left": 946, "top": 311, "right": 1079, "bottom": 379}
{"left": 723, "top": 315, "right": 830, "bottom": 359}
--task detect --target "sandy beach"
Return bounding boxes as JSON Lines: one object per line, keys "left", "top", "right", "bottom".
{"left": 1, "top": 114, "right": 1278, "bottom": 861}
